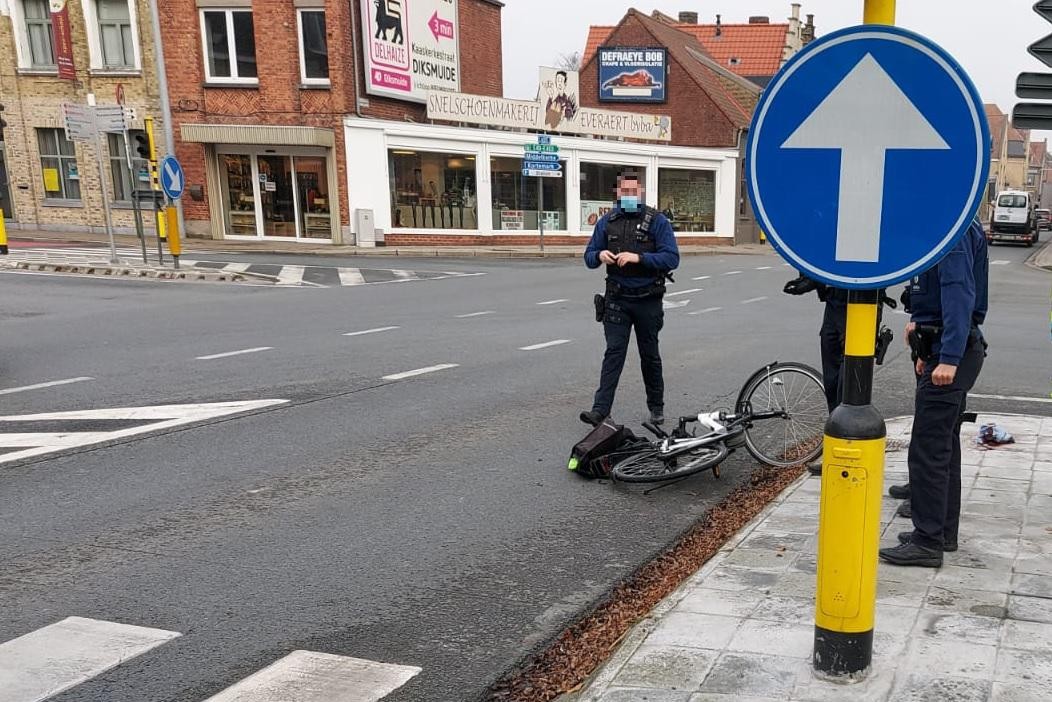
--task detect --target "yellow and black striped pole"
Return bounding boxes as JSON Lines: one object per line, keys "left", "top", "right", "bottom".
{"left": 812, "top": 0, "right": 894, "bottom": 681}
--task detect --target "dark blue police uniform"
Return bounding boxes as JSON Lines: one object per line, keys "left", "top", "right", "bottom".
{"left": 584, "top": 206, "right": 680, "bottom": 419}
{"left": 904, "top": 220, "right": 989, "bottom": 552}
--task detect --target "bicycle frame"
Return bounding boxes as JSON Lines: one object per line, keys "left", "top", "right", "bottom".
{"left": 654, "top": 405, "right": 790, "bottom": 458}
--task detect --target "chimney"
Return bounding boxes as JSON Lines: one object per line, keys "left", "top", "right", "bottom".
{"left": 791, "top": 2, "right": 801, "bottom": 21}
{"left": 802, "top": 14, "right": 816, "bottom": 44}
{"left": 715, "top": 14, "right": 722, "bottom": 37}
{"left": 749, "top": 16, "right": 770, "bottom": 24}
{"left": 678, "top": 11, "right": 698, "bottom": 24}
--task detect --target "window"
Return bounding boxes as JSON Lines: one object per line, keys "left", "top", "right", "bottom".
{"left": 298, "top": 10, "right": 329, "bottom": 84}
{"left": 23, "top": 0, "right": 56, "bottom": 68}
{"left": 997, "top": 194, "right": 1028, "bottom": 208}
{"left": 580, "top": 162, "right": 646, "bottom": 228}
{"left": 108, "top": 131, "right": 149, "bottom": 202}
{"left": 97, "top": 0, "right": 134, "bottom": 68}
{"left": 37, "top": 128, "right": 80, "bottom": 201}
{"left": 388, "top": 150, "right": 477, "bottom": 230}
{"left": 201, "top": 9, "right": 257, "bottom": 82}
{"left": 490, "top": 157, "right": 567, "bottom": 230}
{"left": 658, "top": 168, "right": 716, "bottom": 232}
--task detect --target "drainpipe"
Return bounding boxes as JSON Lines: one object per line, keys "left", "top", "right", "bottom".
{"left": 348, "top": 0, "right": 365, "bottom": 118}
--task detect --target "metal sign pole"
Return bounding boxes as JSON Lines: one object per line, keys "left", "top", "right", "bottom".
{"left": 538, "top": 176, "right": 545, "bottom": 252}
{"left": 94, "top": 128, "right": 119, "bottom": 264}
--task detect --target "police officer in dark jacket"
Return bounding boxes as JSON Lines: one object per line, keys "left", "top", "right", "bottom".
{"left": 879, "top": 219, "right": 989, "bottom": 568}
{"left": 581, "top": 171, "right": 680, "bottom": 426}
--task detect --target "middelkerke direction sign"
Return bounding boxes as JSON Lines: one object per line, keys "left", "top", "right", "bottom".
{"left": 746, "top": 25, "right": 990, "bottom": 289}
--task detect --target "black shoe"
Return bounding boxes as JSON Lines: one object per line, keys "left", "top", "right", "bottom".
{"left": 897, "top": 531, "right": 958, "bottom": 552}
{"left": 807, "top": 461, "right": 822, "bottom": 476}
{"left": 879, "top": 542, "right": 943, "bottom": 568}
{"left": 896, "top": 501, "right": 912, "bottom": 518}
{"left": 580, "top": 410, "right": 606, "bottom": 427}
{"left": 889, "top": 483, "right": 911, "bottom": 500}
{"left": 649, "top": 410, "right": 665, "bottom": 425}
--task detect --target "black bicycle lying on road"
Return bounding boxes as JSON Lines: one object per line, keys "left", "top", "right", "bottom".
{"left": 608, "top": 362, "right": 828, "bottom": 483}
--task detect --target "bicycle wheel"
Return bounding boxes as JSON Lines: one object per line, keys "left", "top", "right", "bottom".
{"left": 611, "top": 443, "right": 728, "bottom": 483}
{"left": 737, "top": 362, "right": 827, "bottom": 468}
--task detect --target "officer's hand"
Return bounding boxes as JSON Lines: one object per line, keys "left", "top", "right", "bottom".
{"left": 915, "top": 358, "right": 926, "bottom": 376}
{"left": 932, "top": 364, "right": 957, "bottom": 386}
{"left": 905, "top": 322, "right": 916, "bottom": 348}
{"left": 599, "top": 250, "right": 617, "bottom": 265}
{"left": 615, "top": 252, "right": 641, "bottom": 267}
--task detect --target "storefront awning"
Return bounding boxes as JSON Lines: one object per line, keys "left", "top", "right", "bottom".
{"left": 180, "top": 124, "right": 335, "bottom": 148}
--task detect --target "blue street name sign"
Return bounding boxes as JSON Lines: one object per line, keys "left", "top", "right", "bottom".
{"left": 159, "top": 155, "right": 185, "bottom": 200}
{"left": 522, "top": 152, "right": 559, "bottom": 163}
{"left": 746, "top": 25, "right": 990, "bottom": 289}
{"left": 521, "top": 161, "right": 561, "bottom": 171}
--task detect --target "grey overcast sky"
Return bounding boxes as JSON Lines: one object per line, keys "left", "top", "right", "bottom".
{"left": 501, "top": 0, "right": 1047, "bottom": 140}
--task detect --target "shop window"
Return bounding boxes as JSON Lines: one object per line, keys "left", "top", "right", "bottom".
{"left": 297, "top": 9, "right": 329, "bottom": 84}
{"left": 490, "top": 157, "right": 567, "bottom": 230}
{"left": 294, "top": 156, "right": 330, "bottom": 238}
{"left": 580, "top": 162, "right": 646, "bottom": 229}
{"left": 389, "top": 150, "right": 478, "bottom": 230}
{"left": 201, "top": 9, "right": 257, "bottom": 82}
{"left": 97, "top": 0, "right": 134, "bottom": 68}
{"left": 107, "top": 131, "right": 149, "bottom": 203}
{"left": 222, "top": 154, "right": 257, "bottom": 236}
{"left": 658, "top": 168, "right": 716, "bottom": 232}
{"left": 37, "top": 128, "right": 80, "bottom": 201}
{"left": 23, "top": 0, "right": 56, "bottom": 69}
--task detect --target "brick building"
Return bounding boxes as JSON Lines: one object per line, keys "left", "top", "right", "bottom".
{"left": 161, "top": 0, "right": 503, "bottom": 242}
{"left": 0, "top": 0, "right": 164, "bottom": 233}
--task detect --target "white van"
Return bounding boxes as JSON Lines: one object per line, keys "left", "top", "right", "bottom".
{"left": 990, "top": 190, "right": 1038, "bottom": 246}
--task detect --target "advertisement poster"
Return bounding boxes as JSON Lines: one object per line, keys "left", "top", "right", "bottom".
{"left": 500, "top": 210, "right": 524, "bottom": 230}
{"left": 598, "top": 48, "right": 667, "bottom": 103}
{"left": 538, "top": 67, "right": 579, "bottom": 131}
{"left": 49, "top": 0, "right": 76, "bottom": 80}
{"left": 362, "top": 0, "right": 460, "bottom": 103}
{"left": 581, "top": 201, "right": 615, "bottom": 228}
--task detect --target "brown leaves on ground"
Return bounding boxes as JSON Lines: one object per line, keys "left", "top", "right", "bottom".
{"left": 488, "top": 463, "right": 806, "bottom": 701}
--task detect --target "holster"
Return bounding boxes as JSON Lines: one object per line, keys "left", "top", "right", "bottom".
{"left": 907, "top": 325, "right": 941, "bottom": 361}
{"left": 594, "top": 294, "right": 605, "bottom": 323}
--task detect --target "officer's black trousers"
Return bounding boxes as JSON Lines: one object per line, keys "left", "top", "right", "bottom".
{"left": 592, "top": 294, "right": 664, "bottom": 416}
{"left": 907, "top": 340, "right": 984, "bottom": 550}
{"left": 819, "top": 301, "right": 847, "bottom": 413}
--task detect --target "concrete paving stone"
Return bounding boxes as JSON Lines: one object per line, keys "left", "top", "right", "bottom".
{"left": 790, "top": 665, "right": 897, "bottom": 702}
{"left": 955, "top": 536, "right": 1020, "bottom": 560}
{"left": 911, "top": 610, "right": 1003, "bottom": 645}
{"left": 688, "top": 694, "right": 783, "bottom": 702}
{"left": 698, "top": 652, "right": 809, "bottom": 697}
{"left": 611, "top": 645, "right": 719, "bottom": 692}
{"left": 990, "top": 681, "right": 1052, "bottom": 702}
{"left": 1026, "top": 493, "right": 1052, "bottom": 512}
{"left": 1010, "top": 572, "right": 1052, "bottom": 599}
{"left": 750, "top": 596, "right": 814, "bottom": 625}
{"left": 878, "top": 559, "right": 937, "bottom": 586}
{"left": 1031, "top": 475, "right": 1052, "bottom": 495}
{"left": 673, "top": 588, "right": 764, "bottom": 618}
{"left": 876, "top": 577, "right": 930, "bottom": 607}
{"left": 958, "top": 519, "right": 1023, "bottom": 542}
{"left": 726, "top": 619, "right": 813, "bottom": 659}
{"left": 974, "top": 477, "right": 1030, "bottom": 494}
{"left": 739, "top": 531, "right": 811, "bottom": 552}
{"left": 1008, "top": 595, "right": 1052, "bottom": 624}
{"left": 979, "top": 454, "right": 1034, "bottom": 473}
{"left": 645, "top": 613, "right": 743, "bottom": 651}
{"left": 964, "top": 488, "right": 1028, "bottom": 506}
{"left": 888, "top": 673, "right": 991, "bottom": 702}
{"left": 598, "top": 688, "right": 693, "bottom": 702}
{"left": 701, "top": 566, "right": 781, "bottom": 593}
{"left": 1014, "top": 554, "right": 1052, "bottom": 577}
{"left": 1016, "top": 537, "right": 1052, "bottom": 558}
{"left": 993, "top": 647, "right": 1052, "bottom": 685}
{"left": 768, "top": 571, "right": 818, "bottom": 599}
{"left": 945, "top": 551, "right": 1014, "bottom": 574}
{"left": 1032, "top": 461, "right": 1052, "bottom": 473}
{"left": 933, "top": 564, "right": 1013, "bottom": 592}
{"left": 790, "top": 554, "right": 817, "bottom": 575}
{"left": 962, "top": 500, "right": 1024, "bottom": 519}
{"left": 720, "top": 548, "right": 798, "bottom": 573}
{"left": 1020, "top": 524, "right": 1052, "bottom": 543}
{"left": 876, "top": 603, "right": 922, "bottom": 632}
{"left": 923, "top": 586, "right": 1008, "bottom": 619}
{"left": 1002, "top": 619, "right": 1052, "bottom": 652}
{"left": 905, "top": 637, "right": 998, "bottom": 680}
{"left": 760, "top": 513, "right": 820, "bottom": 535}
{"left": 768, "top": 501, "right": 821, "bottom": 519}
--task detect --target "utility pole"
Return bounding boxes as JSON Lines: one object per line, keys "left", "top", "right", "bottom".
{"left": 145, "top": 0, "right": 185, "bottom": 238}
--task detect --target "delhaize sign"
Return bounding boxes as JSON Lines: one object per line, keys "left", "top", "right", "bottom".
{"left": 362, "top": 0, "right": 460, "bottom": 103}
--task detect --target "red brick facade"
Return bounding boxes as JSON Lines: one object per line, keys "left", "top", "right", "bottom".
{"left": 160, "top": 0, "right": 503, "bottom": 236}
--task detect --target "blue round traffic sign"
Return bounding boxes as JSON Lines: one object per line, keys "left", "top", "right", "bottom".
{"left": 746, "top": 25, "right": 990, "bottom": 289}
{"left": 159, "top": 155, "right": 185, "bottom": 200}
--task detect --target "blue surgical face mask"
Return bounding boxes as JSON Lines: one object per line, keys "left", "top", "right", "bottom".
{"left": 619, "top": 195, "right": 640, "bottom": 212}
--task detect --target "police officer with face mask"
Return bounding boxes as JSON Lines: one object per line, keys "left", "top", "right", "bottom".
{"left": 581, "top": 171, "right": 680, "bottom": 426}
{"left": 879, "top": 219, "right": 989, "bottom": 568}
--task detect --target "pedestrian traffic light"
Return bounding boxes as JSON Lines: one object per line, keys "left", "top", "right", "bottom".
{"left": 1014, "top": 1, "right": 1052, "bottom": 129}
{"left": 135, "top": 133, "right": 151, "bottom": 160}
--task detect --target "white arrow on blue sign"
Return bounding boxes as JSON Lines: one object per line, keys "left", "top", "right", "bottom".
{"left": 159, "top": 155, "right": 185, "bottom": 200}
{"left": 746, "top": 25, "right": 990, "bottom": 289}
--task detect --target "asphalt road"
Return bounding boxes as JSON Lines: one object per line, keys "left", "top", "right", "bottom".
{"left": 0, "top": 239, "right": 1047, "bottom": 701}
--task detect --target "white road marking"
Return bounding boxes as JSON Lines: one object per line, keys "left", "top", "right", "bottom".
{"left": 663, "top": 299, "right": 691, "bottom": 309}
{"left": 0, "top": 400, "right": 289, "bottom": 464}
{"left": 666, "top": 288, "right": 703, "bottom": 297}
{"left": 338, "top": 268, "right": 367, "bottom": 286}
{"left": 536, "top": 299, "right": 569, "bottom": 305}
{"left": 456, "top": 311, "right": 495, "bottom": 318}
{"left": 756, "top": 266, "right": 773, "bottom": 270}
{"left": 689, "top": 307, "right": 723, "bottom": 315}
{"left": 223, "top": 262, "right": 252, "bottom": 273}
{"left": 520, "top": 339, "right": 572, "bottom": 351}
{"left": 344, "top": 326, "right": 400, "bottom": 337}
{"left": 382, "top": 364, "right": 458, "bottom": 381}
{"left": 692, "top": 275, "right": 711, "bottom": 281}
{"left": 724, "top": 271, "right": 742, "bottom": 276}
{"left": 196, "top": 347, "right": 273, "bottom": 361}
{"left": 203, "top": 650, "right": 420, "bottom": 702}
{"left": 991, "top": 260, "right": 1010, "bottom": 266}
{"left": 0, "top": 377, "right": 94, "bottom": 396}
{"left": 0, "top": 616, "right": 180, "bottom": 702}
{"left": 276, "top": 266, "right": 306, "bottom": 286}
{"left": 391, "top": 269, "right": 417, "bottom": 280}
{"left": 970, "top": 393, "right": 1052, "bottom": 405}
{"left": 741, "top": 296, "right": 768, "bottom": 305}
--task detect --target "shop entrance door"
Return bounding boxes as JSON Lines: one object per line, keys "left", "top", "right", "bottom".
{"left": 258, "top": 155, "right": 297, "bottom": 238}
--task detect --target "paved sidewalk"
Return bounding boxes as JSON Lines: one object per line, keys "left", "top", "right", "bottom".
{"left": 571, "top": 413, "right": 1052, "bottom": 702}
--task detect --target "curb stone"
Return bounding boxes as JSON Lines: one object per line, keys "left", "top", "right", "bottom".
{"left": 0, "top": 260, "right": 268, "bottom": 284}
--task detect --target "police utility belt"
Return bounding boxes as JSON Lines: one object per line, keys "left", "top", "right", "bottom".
{"left": 907, "top": 324, "right": 986, "bottom": 361}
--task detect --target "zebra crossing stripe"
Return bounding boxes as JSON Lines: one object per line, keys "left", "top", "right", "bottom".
{"left": 203, "top": 650, "right": 421, "bottom": 702}
{"left": 338, "top": 268, "right": 366, "bottom": 286}
{"left": 0, "top": 616, "right": 180, "bottom": 702}
{"left": 276, "top": 266, "right": 306, "bottom": 286}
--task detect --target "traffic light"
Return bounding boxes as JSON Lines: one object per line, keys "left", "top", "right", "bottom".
{"left": 0, "top": 104, "right": 7, "bottom": 142}
{"left": 134, "top": 133, "right": 150, "bottom": 160}
{"left": 1014, "top": 1, "right": 1052, "bottom": 129}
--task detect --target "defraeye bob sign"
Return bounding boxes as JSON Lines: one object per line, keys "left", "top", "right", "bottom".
{"left": 362, "top": 0, "right": 460, "bottom": 103}
{"left": 599, "top": 48, "right": 668, "bottom": 103}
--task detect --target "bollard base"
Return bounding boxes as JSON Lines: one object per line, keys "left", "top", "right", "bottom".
{"left": 813, "top": 626, "right": 873, "bottom": 681}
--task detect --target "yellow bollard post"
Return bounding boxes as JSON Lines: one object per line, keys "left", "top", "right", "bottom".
{"left": 0, "top": 208, "right": 7, "bottom": 255}
{"left": 812, "top": 0, "right": 895, "bottom": 681}
{"left": 165, "top": 206, "right": 180, "bottom": 269}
